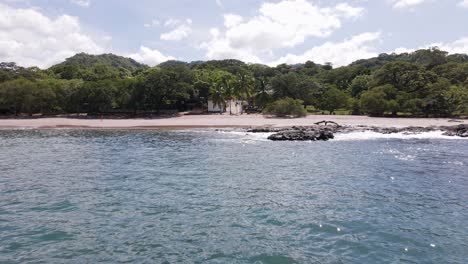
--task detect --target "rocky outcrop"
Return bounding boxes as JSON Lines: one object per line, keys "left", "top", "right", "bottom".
{"left": 370, "top": 126, "right": 437, "bottom": 134}
{"left": 268, "top": 129, "right": 334, "bottom": 141}
{"left": 442, "top": 124, "right": 468, "bottom": 137}
{"left": 248, "top": 124, "right": 338, "bottom": 141}
{"left": 248, "top": 122, "right": 468, "bottom": 141}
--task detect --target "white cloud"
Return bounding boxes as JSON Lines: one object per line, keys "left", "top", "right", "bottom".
{"left": 201, "top": 0, "right": 365, "bottom": 62}
{"left": 429, "top": 37, "right": 468, "bottom": 54}
{"left": 458, "top": 0, "right": 468, "bottom": 8}
{"left": 164, "top": 18, "right": 181, "bottom": 27}
{"left": 391, "top": 0, "right": 427, "bottom": 9}
{"left": 200, "top": 28, "right": 262, "bottom": 63}
{"left": 70, "top": 0, "right": 90, "bottom": 8}
{"left": 128, "top": 46, "right": 175, "bottom": 66}
{"left": 271, "top": 32, "right": 382, "bottom": 67}
{"left": 160, "top": 19, "right": 192, "bottom": 41}
{"left": 393, "top": 37, "right": 468, "bottom": 55}
{"left": 223, "top": 14, "right": 243, "bottom": 28}
{"left": 334, "top": 3, "right": 365, "bottom": 18}
{"left": 393, "top": 47, "right": 415, "bottom": 54}
{"left": 0, "top": 3, "right": 103, "bottom": 68}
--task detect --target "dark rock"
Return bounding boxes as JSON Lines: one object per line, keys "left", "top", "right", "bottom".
{"left": 247, "top": 127, "right": 291, "bottom": 133}
{"left": 456, "top": 124, "right": 468, "bottom": 137}
{"left": 267, "top": 129, "right": 334, "bottom": 141}
{"left": 442, "top": 124, "right": 468, "bottom": 137}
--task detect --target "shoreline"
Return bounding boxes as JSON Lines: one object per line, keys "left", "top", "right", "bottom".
{"left": 0, "top": 114, "right": 465, "bottom": 130}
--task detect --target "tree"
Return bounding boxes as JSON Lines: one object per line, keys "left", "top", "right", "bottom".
{"left": 360, "top": 88, "right": 388, "bottom": 116}
{"left": 348, "top": 75, "right": 371, "bottom": 97}
{"left": 410, "top": 48, "right": 448, "bottom": 69}
{"left": 270, "top": 73, "right": 322, "bottom": 107}
{"left": 0, "top": 48, "right": 467, "bottom": 118}
{"left": 250, "top": 64, "right": 276, "bottom": 108}
{"left": 432, "top": 62, "right": 468, "bottom": 84}
{"left": 0, "top": 78, "right": 36, "bottom": 115}
{"left": 234, "top": 68, "right": 254, "bottom": 101}
{"left": 317, "top": 65, "right": 370, "bottom": 90}
{"left": 70, "top": 80, "right": 117, "bottom": 113}
{"left": 373, "top": 61, "right": 437, "bottom": 93}
{"left": 320, "top": 87, "right": 350, "bottom": 114}
{"left": 420, "top": 78, "right": 468, "bottom": 117}
{"left": 211, "top": 71, "right": 235, "bottom": 114}
{"left": 131, "top": 66, "right": 194, "bottom": 112}
{"left": 263, "top": 97, "right": 307, "bottom": 118}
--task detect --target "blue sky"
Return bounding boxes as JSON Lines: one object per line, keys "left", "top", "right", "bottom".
{"left": 1, "top": 0, "right": 467, "bottom": 68}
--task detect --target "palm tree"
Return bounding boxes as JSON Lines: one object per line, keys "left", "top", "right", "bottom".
{"left": 210, "top": 83, "right": 226, "bottom": 113}
{"left": 254, "top": 77, "right": 272, "bottom": 109}
{"left": 222, "top": 76, "right": 235, "bottom": 115}
{"left": 234, "top": 71, "right": 254, "bottom": 114}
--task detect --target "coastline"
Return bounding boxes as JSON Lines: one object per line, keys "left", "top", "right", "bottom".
{"left": 0, "top": 114, "right": 465, "bottom": 130}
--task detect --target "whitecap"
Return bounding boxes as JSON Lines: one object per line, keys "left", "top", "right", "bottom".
{"left": 334, "top": 130, "right": 464, "bottom": 141}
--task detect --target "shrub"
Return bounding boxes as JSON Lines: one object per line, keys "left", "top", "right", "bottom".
{"left": 319, "top": 87, "right": 350, "bottom": 114}
{"left": 263, "top": 97, "right": 307, "bottom": 118}
{"left": 360, "top": 89, "right": 388, "bottom": 116}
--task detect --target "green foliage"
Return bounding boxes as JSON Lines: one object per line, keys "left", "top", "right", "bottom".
{"left": 132, "top": 66, "right": 194, "bottom": 111}
{"left": 0, "top": 78, "right": 35, "bottom": 114}
{"left": 0, "top": 49, "right": 467, "bottom": 117}
{"left": 348, "top": 75, "right": 371, "bottom": 97}
{"left": 0, "top": 62, "right": 47, "bottom": 82}
{"left": 319, "top": 87, "right": 350, "bottom": 114}
{"left": 263, "top": 97, "right": 307, "bottom": 118}
{"left": 360, "top": 88, "right": 389, "bottom": 116}
{"left": 270, "top": 72, "right": 323, "bottom": 106}
{"left": 54, "top": 53, "right": 146, "bottom": 72}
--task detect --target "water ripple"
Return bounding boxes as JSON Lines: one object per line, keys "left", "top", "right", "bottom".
{"left": 0, "top": 129, "right": 467, "bottom": 263}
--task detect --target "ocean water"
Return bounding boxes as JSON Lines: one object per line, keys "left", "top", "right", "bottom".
{"left": 0, "top": 129, "right": 467, "bottom": 264}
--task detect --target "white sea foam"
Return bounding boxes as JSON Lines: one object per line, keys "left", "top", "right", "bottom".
{"left": 195, "top": 129, "right": 467, "bottom": 142}
{"left": 333, "top": 130, "right": 464, "bottom": 141}
{"left": 213, "top": 130, "right": 274, "bottom": 143}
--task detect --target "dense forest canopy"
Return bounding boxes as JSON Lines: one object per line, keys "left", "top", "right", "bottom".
{"left": 0, "top": 48, "right": 467, "bottom": 117}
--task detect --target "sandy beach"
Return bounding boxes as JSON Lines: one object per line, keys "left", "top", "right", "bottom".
{"left": 0, "top": 114, "right": 464, "bottom": 129}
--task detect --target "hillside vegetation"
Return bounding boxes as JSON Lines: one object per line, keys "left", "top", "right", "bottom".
{"left": 0, "top": 48, "right": 467, "bottom": 117}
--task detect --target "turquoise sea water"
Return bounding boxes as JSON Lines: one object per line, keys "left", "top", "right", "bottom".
{"left": 0, "top": 129, "right": 467, "bottom": 263}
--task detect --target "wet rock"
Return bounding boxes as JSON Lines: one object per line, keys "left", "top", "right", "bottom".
{"left": 374, "top": 127, "right": 400, "bottom": 134}
{"left": 442, "top": 124, "right": 468, "bottom": 137}
{"left": 247, "top": 127, "right": 290, "bottom": 133}
{"left": 455, "top": 124, "right": 468, "bottom": 137}
{"left": 267, "top": 129, "right": 334, "bottom": 141}
{"left": 370, "top": 126, "right": 437, "bottom": 134}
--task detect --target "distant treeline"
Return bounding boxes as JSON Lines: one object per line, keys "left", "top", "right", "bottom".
{"left": 0, "top": 48, "right": 467, "bottom": 117}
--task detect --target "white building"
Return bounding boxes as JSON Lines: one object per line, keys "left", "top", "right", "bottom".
{"left": 208, "top": 100, "right": 245, "bottom": 115}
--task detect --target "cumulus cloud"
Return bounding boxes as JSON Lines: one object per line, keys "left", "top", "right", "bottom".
{"left": 200, "top": 28, "right": 262, "bottom": 63}
{"left": 271, "top": 32, "right": 382, "bottom": 67}
{"left": 0, "top": 3, "right": 103, "bottom": 68}
{"left": 391, "top": 0, "right": 427, "bottom": 9}
{"left": 200, "top": 0, "right": 365, "bottom": 62}
{"left": 223, "top": 14, "right": 243, "bottom": 28}
{"left": 70, "top": 0, "right": 90, "bottom": 8}
{"left": 429, "top": 37, "right": 468, "bottom": 54}
{"left": 458, "top": 0, "right": 468, "bottom": 8}
{"left": 393, "top": 47, "right": 415, "bottom": 54}
{"left": 393, "top": 37, "right": 468, "bottom": 55}
{"left": 334, "top": 3, "right": 366, "bottom": 18}
{"left": 128, "top": 46, "right": 175, "bottom": 66}
{"left": 160, "top": 19, "right": 192, "bottom": 41}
